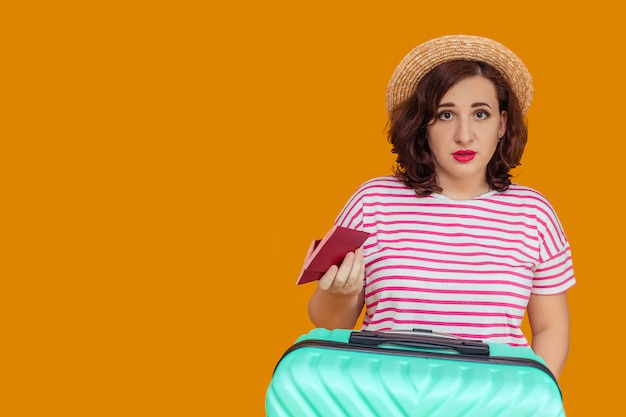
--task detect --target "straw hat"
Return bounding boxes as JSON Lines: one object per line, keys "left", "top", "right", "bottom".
{"left": 386, "top": 34, "right": 533, "bottom": 116}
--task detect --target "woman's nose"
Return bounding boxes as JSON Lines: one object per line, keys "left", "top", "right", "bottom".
{"left": 454, "top": 119, "right": 473, "bottom": 144}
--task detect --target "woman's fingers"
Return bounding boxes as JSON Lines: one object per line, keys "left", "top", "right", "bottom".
{"left": 317, "top": 249, "right": 364, "bottom": 293}
{"left": 332, "top": 251, "right": 356, "bottom": 287}
{"left": 344, "top": 248, "right": 365, "bottom": 288}
{"left": 318, "top": 265, "right": 339, "bottom": 290}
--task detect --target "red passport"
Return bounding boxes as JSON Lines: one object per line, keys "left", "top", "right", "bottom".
{"left": 296, "top": 226, "right": 370, "bottom": 285}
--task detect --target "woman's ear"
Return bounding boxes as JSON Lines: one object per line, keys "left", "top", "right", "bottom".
{"left": 499, "top": 110, "right": 508, "bottom": 138}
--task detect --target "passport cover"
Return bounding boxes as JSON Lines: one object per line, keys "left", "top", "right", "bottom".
{"left": 296, "top": 226, "right": 370, "bottom": 285}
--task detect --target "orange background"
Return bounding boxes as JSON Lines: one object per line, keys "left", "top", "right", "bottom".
{"left": 2, "top": 1, "right": 622, "bottom": 415}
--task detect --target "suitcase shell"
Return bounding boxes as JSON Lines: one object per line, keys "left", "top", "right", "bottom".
{"left": 266, "top": 328, "right": 565, "bottom": 417}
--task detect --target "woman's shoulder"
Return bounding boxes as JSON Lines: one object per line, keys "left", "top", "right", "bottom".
{"left": 504, "top": 183, "right": 550, "bottom": 200}
{"left": 358, "top": 175, "right": 407, "bottom": 188}
{"left": 354, "top": 175, "right": 414, "bottom": 195}
{"left": 499, "top": 183, "right": 558, "bottom": 213}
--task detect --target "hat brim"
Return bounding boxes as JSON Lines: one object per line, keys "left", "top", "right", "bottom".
{"left": 386, "top": 35, "right": 533, "bottom": 116}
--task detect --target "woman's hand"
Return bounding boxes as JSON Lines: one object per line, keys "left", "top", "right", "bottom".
{"left": 307, "top": 248, "right": 366, "bottom": 329}
{"left": 317, "top": 248, "right": 365, "bottom": 295}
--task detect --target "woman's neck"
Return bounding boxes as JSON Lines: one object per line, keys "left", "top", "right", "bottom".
{"left": 437, "top": 178, "right": 491, "bottom": 200}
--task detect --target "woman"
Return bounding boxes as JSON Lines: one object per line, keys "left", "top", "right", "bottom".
{"left": 307, "top": 35, "right": 575, "bottom": 379}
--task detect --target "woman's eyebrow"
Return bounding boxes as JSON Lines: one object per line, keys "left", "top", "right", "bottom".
{"left": 437, "top": 102, "right": 493, "bottom": 109}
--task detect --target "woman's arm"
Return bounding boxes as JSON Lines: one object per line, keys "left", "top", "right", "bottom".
{"left": 307, "top": 249, "right": 366, "bottom": 329}
{"left": 526, "top": 292, "right": 571, "bottom": 379}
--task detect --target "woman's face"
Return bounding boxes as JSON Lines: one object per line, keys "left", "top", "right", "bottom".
{"left": 426, "top": 75, "right": 507, "bottom": 193}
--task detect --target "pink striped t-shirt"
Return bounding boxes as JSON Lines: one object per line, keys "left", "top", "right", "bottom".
{"left": 335, "top": 176, "right": 576, "bottom": 346}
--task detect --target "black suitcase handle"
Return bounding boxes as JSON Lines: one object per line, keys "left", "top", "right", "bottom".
{"left": 349, "top": 330, "right": 490, "bottom": 356}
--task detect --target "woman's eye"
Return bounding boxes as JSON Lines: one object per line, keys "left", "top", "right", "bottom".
{"left": 438, "top": 111, "right": 453, "bottom": 120}
{"left": 475, "top": 110, "right": 490, "bottom": 119}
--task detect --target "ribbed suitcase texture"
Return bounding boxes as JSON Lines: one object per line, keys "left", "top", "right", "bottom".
{"left": 266, "top": 328, "right": 565, "bottom": 417}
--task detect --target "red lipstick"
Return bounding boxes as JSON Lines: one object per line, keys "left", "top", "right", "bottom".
{"left": 452, "top": 150, "right": 476, "bottom": 162}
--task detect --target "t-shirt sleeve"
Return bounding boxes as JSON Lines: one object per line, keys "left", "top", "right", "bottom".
{"left": 333, "top": 183, "right": 367, "bottom": 231}
{"left": 532, "top": 198, "right": 576, "bottom": 295}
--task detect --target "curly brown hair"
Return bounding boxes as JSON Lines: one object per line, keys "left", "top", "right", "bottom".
{"left": 387, "top": 60, "right": 528, "bottom": 196}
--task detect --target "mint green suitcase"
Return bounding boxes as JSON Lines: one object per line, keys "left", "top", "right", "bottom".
{"left": 266, "top": 328, "right": 565, "bottom": 416}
